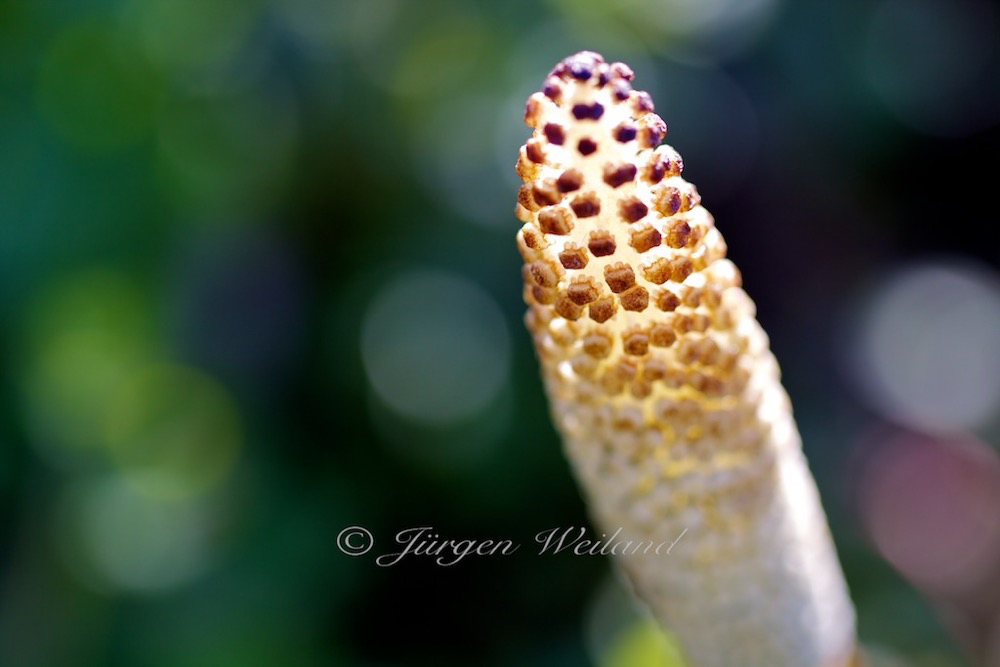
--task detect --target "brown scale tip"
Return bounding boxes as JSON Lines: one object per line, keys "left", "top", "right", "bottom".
{"left": 583, "top": 333, "right": 612, "bottom": 358}
{"left": 588, "top": 231, "right": 616, "bottom": 257}
{"left": 558, "top": 51, "right": 606, "bottom": 82}
{"left": 558, "top": 245, "right": 589, "bottom": 270}
{"left": 639, "top": 115, "right": 667, "bottom": 148}
{"left": 623, "top": 329, "right": 650, "bottom": 356}
{"left": 531, "top": 179, "right": 560, "bottom": 207}
{"left": 572, "top": 102, "right": 605, "bottom": 120}
{"left": 629, "top": 225, "right": 661, "bottom": 253}
{"left": 567, "top": 278, "right": 601, "bottom": 305}
{"left": 557, "top": 169, "right": 583, "bottom": 193}
{"left": 554, "top": 294, "right": 584, "bottom": 320}
{"left": 543, "top": 122, "right": 565, "bottom": 145}
{"left": 612, "top": 79, "right": 632, "bottom": 101}
{"left": 619, "top": 197, "right": 648, "bottom": 223}
{"left": 656, "top": 289, "right": 681, "bottom": 311}
{"left": 619, "top": 285, "right": 649, "bottom": 311}
{"left": 525, "top": 138, "right": 545, "bottom": 163}
{"left": 538, "top": 207, "right": 573, "bottom": 235}
{"left": 603, "top": 163, "right": 637, "bottom": 188}
{"left": 604, "top": 263, "right": 636, "bottom": 293}
{"left": 614, "top": 122, "right": 637, "bottom": 143}
{"left": 610, "top": 62, "right": 634, "bottom": 80}
{"left": 644, "top": 148, "right": 683, "bottom": 183}
{"left": 589, "top": 296, "right": 616, "bottom": 323}
{"left": 570, "top": 193, "right": 601, "bottom": 218}
{"left": 632, "top": 90, "right": 655, "bottom": 114}
{"left": 543, "top": 78, "right": 562, "bottom": 102}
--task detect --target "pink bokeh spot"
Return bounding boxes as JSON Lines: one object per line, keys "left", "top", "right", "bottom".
{"left": 857, "top": 430, "right": 1000, "bottom": 595}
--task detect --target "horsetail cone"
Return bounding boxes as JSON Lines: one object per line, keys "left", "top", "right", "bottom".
{"left": 515, "top": 51, "right": 857, "bottom": 667}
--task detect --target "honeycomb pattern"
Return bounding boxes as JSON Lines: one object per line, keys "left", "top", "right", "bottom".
{"left": 515, "top": 51, "right": 857, "bottom": 667}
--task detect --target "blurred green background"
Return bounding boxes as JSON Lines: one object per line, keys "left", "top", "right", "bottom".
{"left": 2, "top": 0, "right": 1000, "bottom": 665}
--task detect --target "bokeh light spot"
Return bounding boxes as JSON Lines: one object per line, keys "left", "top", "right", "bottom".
{"left": 346, "top": 0, "right": 402, "bottom": 55}
{"left": 366, "top": 382, "right": 513, "bottom": 475}
{"left": 587, "top": 575, "right": 687, "bottom": 667}
{"left": 105, "top": 364, "right": 242, "bottom": 501}
{"left": 414, "top": 93, "right": 509, "bottom": 227}
{"left": 122, "top": 0, "right": 261, "bottom": 85}
{"left": 275, "top": 0, "right": 354, "bottom": 53}
{"left": 547, "top": 0, "right": 779, "bottom": 62}
{"left": 848, "top": 261, "right": 1000, "bottom": 433}
{"left": 856, "top": 431, "right": 1000, "bottom": 595}
{"left": 390, "top": 16, "right": 486, "bottom": 99}
{"left": 58, "top": 477, "right": 215, "bottom": 594}
{"left": 350, "top": 1, "right": 484, "bottom": 99}
{"left": 21, "top": 270, "right": 156, "bottom": 464}
{"left": 627, "top": 0, "right": 778, "bottom": 48}
{"left": 601, "top": 618, "right": 687, "bottom": 667}
{"left": 37, "top": 23, "right": 159, "bottom": 150}
{"left": 155, "top": 81, "right": 299, "bottom": 214}
{"left": 360, "top": 269, "right": 510, "bottom": 425}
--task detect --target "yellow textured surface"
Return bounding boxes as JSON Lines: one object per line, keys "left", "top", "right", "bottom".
{"left": 516, "top": 51, "right": 856, "bottom": 667}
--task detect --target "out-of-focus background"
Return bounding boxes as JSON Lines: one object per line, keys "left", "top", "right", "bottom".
{"left": 2, "top": 0, "right": 1000, "bottom": 665}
